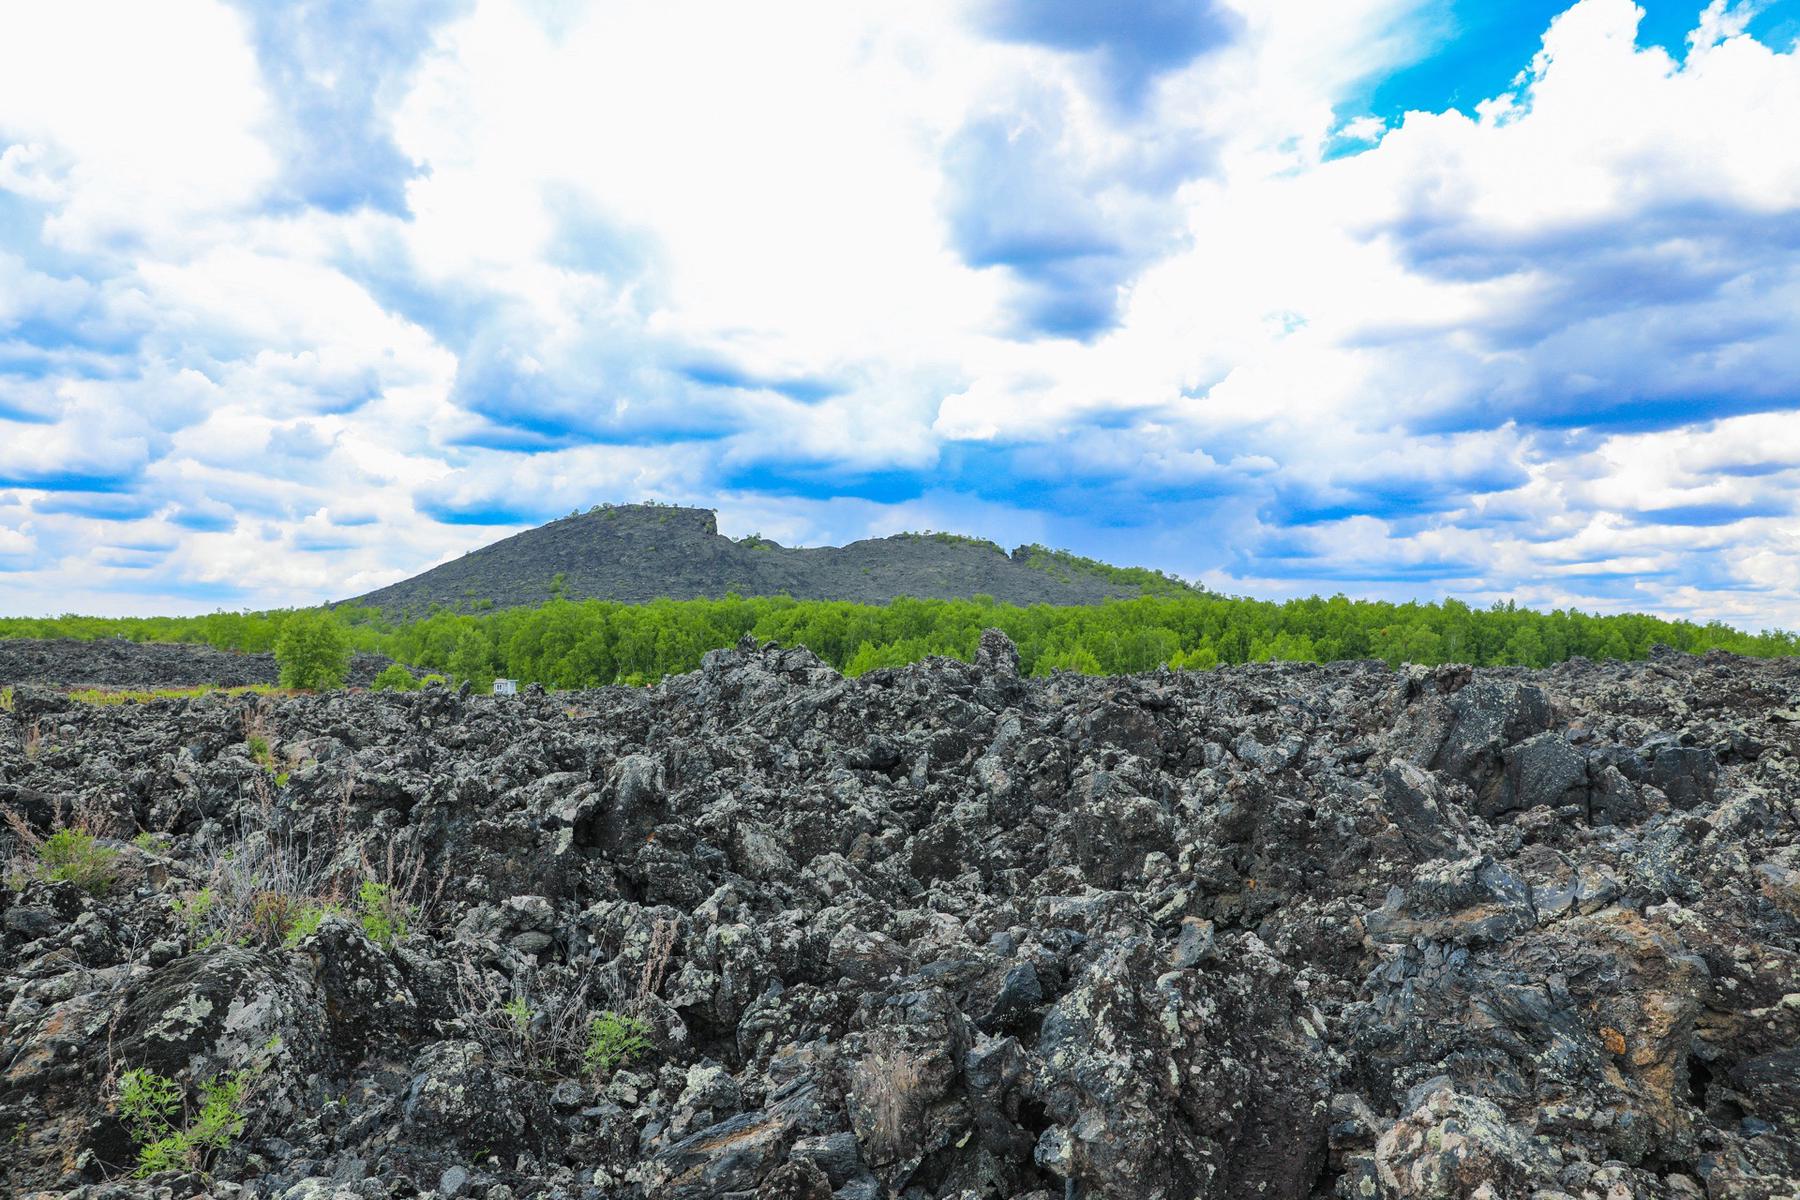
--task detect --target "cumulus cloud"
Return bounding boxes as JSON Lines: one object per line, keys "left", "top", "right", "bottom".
{"left": 0, "top": 0, "right": 1798, "bottom": 629}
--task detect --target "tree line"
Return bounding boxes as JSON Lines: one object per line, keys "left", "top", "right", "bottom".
{"left": 2, "top": 590, "right": 1794, "bottom": 690}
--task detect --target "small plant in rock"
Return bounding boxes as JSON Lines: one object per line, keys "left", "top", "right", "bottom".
{"left": 118, "top": 1066, "right": 256, "bottom": 1178}
{"left": 281, "top": 899, "right": 344, "bottom": 947}
{"left": 171, "top": 888, "right": 237, "bottom": 950}
{"left": 132, "top": 831, "right": 169, "bottom": 854}
{"left": 0, "top": 685, "right": 12, "bottom": 711}
{"left": 455, "top": 961, "right": 606, "bottom": 1080}
{"left": 584, "top": 1011, "right": 651, "bottom": 1077}
{"left": 245, "top": 735, "right": 272, "bottom": 767}
{"left": 38, "top": 828, "right": 119, "bottom": 895}
{"left": 356, "top": 880, "right": 410, "bottom": 947}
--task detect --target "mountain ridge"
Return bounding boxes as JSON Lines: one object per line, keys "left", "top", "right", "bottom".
{"left": 345, "top": 503, "right": 1197, "bottom": 615}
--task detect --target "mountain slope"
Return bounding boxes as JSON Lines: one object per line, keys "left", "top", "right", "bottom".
{"left": 346, "top": 504, "right": 1195, "bottom": 614}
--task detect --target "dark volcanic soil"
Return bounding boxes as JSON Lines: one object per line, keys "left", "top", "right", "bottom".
{"left": 0, "top": 638, "right": 395, "bottom": 689}
{"left": 2, "top": 635, "right": 1798, "bottom": 1199}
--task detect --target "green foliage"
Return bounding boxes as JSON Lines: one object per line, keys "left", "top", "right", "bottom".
{"left": 246, "top": 735, "right": 272, "bottom": 766}
{"left": 273, "top": 611, "right": 352, "bottom": 690}
{"left": 38, "top": 828, "right": 118, "bottom": 895}
{"left": 1035, "top": 645, "right": 1104, "bottom": 675}
{"left": 372, "top": 663, "right": 421, "bottom": 692}
{"left": 356, "top": 880, "right": 409, "bottom": 948}
{"left": 447, "top": 626, "right": 496, "bottom": 690}
{"left": 280, "top": 900, "right": 343, "bottom": 947}
{"left": 133, "top": 831, "right": 169, "bottom": 853}
{"left": 0, "top": 685, "right": 12, "bottom": 712}
{"left": 2, "top": 588, "right": 1795, "bottom": 696}
{"left": 584, "top": 1011, "right": 651, "bottom": 1076}
{"left": 172, "top": 887, "right": 216, "bottom": 928}
{"left": 503, "top": 995, "right": 533, "bottom": 1033}
{"left": 1169, "top": 643, "right": 1219, "bottom": 671}
{"left": 118, "top": 1066, "right": 253, "bottom": 1178}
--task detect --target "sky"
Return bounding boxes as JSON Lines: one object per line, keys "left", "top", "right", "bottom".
{"left": 2, "top": 0, "right": 1799, "bottom": 627}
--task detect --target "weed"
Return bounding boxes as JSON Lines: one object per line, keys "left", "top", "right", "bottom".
{"left": 118, "top": 1066, "right": 256, "bottom": 1178}
{"left": 0, "top": 685, "right": 12, "bottom": 711}
{"left": 281, "top": 900, "right": 343, "bottom": 947}
{"left": 455, "top": 961, "right": 607, "bottom": 1081}
{"left": 38, "top": 828, "right": 119, "bottom": 895}
{"left": 584, "top": 1011, "right": 651, "bottom": 1077}
{"left": 132, "top": 831, "right": 169, "bottom": 854}
{"left": 171, "top": 888, "right": 232, "bottom": 950}
{"left": 503, "top": 995, "right": 533, "bottom": 1033}
{"left": 355, "top": 880, "right": 409, "bottom": 948}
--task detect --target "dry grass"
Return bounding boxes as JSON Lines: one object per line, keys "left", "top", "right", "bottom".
{"left": 174, "top": 767, "right": 435, "bottom": 951}
{"left": 69, "top": 685, "right": 287, "bottom": 707}
{"left": 636, "top": 917, "right": 678, "bottom": 1010}
{"left": 453, "top": 960, "right": 606, "bottom": 1081}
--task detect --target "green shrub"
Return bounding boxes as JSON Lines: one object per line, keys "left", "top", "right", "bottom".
{"left": 245, "top": 735, "right": 272, "bottom": 766}
{"left": 38, "top": 829, "right": 118, "bottom": 895}
{"left": 273, "top": 612, "right": 351, "bottom": 691}
{"left": 357, "top": 880, "right": 410, "bottom": 948}
{"left": 584, "top": 1011, "right": 651, "bottom": 1076}
{"left": 372, "top": 664, "right": 420, "bottom": 692}
{"left": 118, "top": 1066, "right": 253, "bottom": 1178}
{"left": 280, "top": 900, "right": 343, "bottom": 947}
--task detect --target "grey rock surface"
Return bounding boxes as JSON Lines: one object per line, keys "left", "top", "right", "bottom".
{"left": 0, "top": 638, "right": 394, "bottom": 689}
{"left": 0, "top": 637, "right": 1797, "bottom": 1198}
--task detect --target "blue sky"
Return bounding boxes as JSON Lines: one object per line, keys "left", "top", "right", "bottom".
{"left": 2, "top": 0, "right": 1799, "bottom": 627}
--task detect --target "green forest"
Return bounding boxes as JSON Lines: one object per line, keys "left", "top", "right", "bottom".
{"left": 2, "top": 590, "right": 1795, "bottom": 690}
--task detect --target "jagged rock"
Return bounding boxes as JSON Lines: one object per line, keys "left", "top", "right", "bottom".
{"left": 1, "top": 636, "right": 1797, "bottom": 1198}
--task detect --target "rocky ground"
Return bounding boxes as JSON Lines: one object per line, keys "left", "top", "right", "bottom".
{"left": 1, "top": 633, "right": 1797, "bottom": 1199}
{"left": 0, "top": 638, "right": 395, "bottom": 689}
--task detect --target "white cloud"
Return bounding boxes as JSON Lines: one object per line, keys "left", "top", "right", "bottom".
{"left": 0, "top": 0, "right": 275, "bottom": 248}
{"left": 0, "top": 0, "right": 1798, "bottom": 629}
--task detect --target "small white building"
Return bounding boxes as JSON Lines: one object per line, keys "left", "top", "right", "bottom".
{"left": 492, "top": 678, "right": 518, "bottom": 697}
